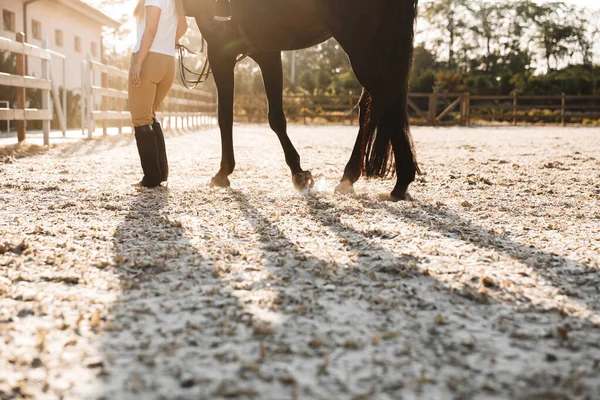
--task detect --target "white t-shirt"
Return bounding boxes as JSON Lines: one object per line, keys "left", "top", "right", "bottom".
{"left": 133, "top": 0, "right": 178, "bottom": 57}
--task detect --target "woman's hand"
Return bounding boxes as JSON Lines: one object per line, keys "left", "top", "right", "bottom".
{"left": 130, "top": 62, "right": 142, "bottom": 88}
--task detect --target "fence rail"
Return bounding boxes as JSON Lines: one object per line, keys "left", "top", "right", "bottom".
{"left": 0, "top": 34, "right": 67, "bottom": 144}
{"left": 234, "top": 92, "right": 600, "bottom": 126}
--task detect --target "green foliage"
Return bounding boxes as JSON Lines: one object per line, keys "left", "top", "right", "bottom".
{"left": 463, "top": 74, "right": 496, "bottom": 95}
{"left": 410, "top": 69, "right": 435, "bottom": 93}
{"left": 407, "top": 0, "right": 599, "bottom": 96}
{"left": 434, "top": 72, "right": 465, "bottom": 93}
{"left": 511, "top": 65, "right": 600, "bottom": 95}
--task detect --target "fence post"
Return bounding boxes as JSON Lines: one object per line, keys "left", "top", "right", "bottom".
{"left": 102, "top": 70, "right": 108, "bottom": 136}
{"left": 561, "top": 93, "right": 566, "bottom": 126}
{"left": 465, "top": 92, "right": 471, "bottom": 126}
{"left": 117, "top": 98, "right": 123, "bottom": 135}
{"left": 303, "top": 95, "right": 307, "bottom": 125}
{"left": 428, "top": 94, "right": 438, "bottom": 126}
{"left": 81, "top": 60, "right": 87, "bottom": 136}
{"left": 81, "top": 62, "right": 85, "bottom": 135}
{"left": 87, "top": 53, "right": 94, "bottom": 139}
{"left": 117, "top": 75, "right": 123, "bottom": 135}
{"left": 188, "top": 93, "right": 192, "bottom": 129}
{"left": 513, "top": 93, "right": 517, "bottom": 126}
{"left": 460, "top": 93, "right": 466, "bottom": 126}
{"left": 41, "top": 40, "right": 51, "bottom": 146}
{"left": 185, "top": 92, "right": 190, "bottom": 130}
{"left": 63, "top": 57, "right": 67, "bottom": 136}
{"left": 167, "top": 99, "right": 172, "bottom": 132}
{"left": 348, "top": 91, "right": 354, "bottom": 125}
{"left": 175, "top": 100, "right": 180, "bottom": 131}
{"left": 16, "top": 32, "right": 26, "bottom": 143}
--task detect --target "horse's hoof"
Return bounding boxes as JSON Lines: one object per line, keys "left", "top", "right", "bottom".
{"left": 210, "top": 175, "right": 230, "bottom": 188}
{"left": 389, "top": 184, "right": 414, "bottom": 202}
{"left": 292, "top": 171, "right": 315, "bottom": 191}
{"left": 388, "top": 191, "right": 414, "bottom": 202}
{"left": 334, "top": 180, "right": 355, "bottom": 195}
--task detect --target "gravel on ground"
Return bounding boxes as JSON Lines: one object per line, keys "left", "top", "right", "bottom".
{"left": 1, "top": 125, "right": 600, "bottom": 400}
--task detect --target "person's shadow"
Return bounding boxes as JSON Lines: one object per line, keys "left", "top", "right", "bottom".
{"left": 98, "top": 188, "right": 247, "bottom": 398}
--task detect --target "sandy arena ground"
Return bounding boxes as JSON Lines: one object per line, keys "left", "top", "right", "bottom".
{"left": 1, "top": 125, "right": 600, "bottom": 400}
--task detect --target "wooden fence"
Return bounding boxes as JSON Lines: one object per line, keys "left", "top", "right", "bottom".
{"left": 82, "top": 55, "right": 216, "bottom": 138}
{"left": 467, "top": 94, "right": 600, "bottom": 126}
{"left": 2, "top": 33, "right": 598, "bottom": 145}
{"left": 234, "top": 92, "right": 600, "bottom": 126}
{"left": 0, "top": 34, "right": 66, "bottom": 145}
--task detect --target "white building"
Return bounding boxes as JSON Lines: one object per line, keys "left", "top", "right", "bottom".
{"left": 1, "top": 0, "right": 120, "bottom": 90}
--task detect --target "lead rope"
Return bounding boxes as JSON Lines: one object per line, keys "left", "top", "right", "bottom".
{"left": 176, "top": 41, "right": 250, "bottom": 90}
{"left": 177, "top": 42, "right": 212, "bottom": 90}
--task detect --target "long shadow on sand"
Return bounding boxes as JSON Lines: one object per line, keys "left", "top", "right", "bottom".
{"left": 96, "top": 188, "right": 600, "bottom": 399}
{"left": 299, "top": 194, "right": 600, "bottom": 398}
{"left": 100, "top": 188, "right": 243, "bottom": 398}
{"left": 377, "top": 200, "right": 600, "bottom": 316}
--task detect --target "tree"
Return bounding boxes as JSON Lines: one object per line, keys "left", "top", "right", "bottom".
{"left": 521, "top": 1, "right": 580, "bottom": 71}
{"left": 421, "top": 0, "right": 469, "bottom": 69}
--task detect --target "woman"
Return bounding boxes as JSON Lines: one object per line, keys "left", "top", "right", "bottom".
{"left": 129, "top": 0, "right": 188, "bottom": 188}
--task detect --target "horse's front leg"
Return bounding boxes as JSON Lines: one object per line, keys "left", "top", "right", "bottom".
{"left": 251, "top": 52, "right": 314, "bottom": 191}
{"left": 209, "top": 49, "right": 237, "bottom": 188}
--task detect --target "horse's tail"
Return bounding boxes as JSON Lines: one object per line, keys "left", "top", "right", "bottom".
{"left": 360, "top": 0, "right": 420, "bottom": 178}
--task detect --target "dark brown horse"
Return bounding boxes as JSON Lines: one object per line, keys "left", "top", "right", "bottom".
{"left": 182, "top": 0, "right": 420, "bottom": 200}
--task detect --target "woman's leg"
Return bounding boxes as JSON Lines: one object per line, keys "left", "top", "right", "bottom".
{"left": 153, "top": 56, "right": 176, "bottom": 112}
{"left": 151, "top": 56, "right": 176, "bottom": 182}
{"left": 129, "top": 53, "right": 164, "bottom": 187}
{"left": 129, "top": 56, "right": 160, "bottom": 127}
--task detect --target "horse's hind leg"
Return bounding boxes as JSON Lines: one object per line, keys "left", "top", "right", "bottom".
{"left": 251, "top": 51, "right": 313, "bottom": 190}
{"left": 389, "top": 111, "right": 418, "bottom": 201}
{"left": 209, "top": 48, "right": 237, "bottom": 188}
{"left": 335, "top": 89, "right": 371, "bottom": 195}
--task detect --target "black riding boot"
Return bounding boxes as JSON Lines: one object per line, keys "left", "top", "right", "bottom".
{"left": 152, "top": 117, "right": 169, "bottom": 182}
{"left": 134, "top": 125, "right": 163, "bottom": 188}
{"left": 214, "top": 0, "right": 232, "bottom": 21}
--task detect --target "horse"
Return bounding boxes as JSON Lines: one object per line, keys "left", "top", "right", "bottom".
{"left": 182, "top": 0, "right": 421, "bottom": 200}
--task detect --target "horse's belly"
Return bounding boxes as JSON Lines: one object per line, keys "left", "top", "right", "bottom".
{"left": 233, "top": 0, "right": 331, "bottom": 50}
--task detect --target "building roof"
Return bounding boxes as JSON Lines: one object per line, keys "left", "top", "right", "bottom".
{"left": 54, "top": 0, "right": 121, "bottom": 29}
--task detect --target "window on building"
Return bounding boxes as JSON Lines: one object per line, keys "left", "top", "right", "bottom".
{"left": 32, "top": 20, "right": 42, "bottom": 40}
{"left": 74, "top": 36, "right": 81, "bottom": 52}
{"left": 55, "top": 29, "right": 63, "bottom": 47}
{"left": 91, "top": 42, "right": 97, "bottom": 57}
{"left": 3, "top": 9, "right": 15, "bottom": 32}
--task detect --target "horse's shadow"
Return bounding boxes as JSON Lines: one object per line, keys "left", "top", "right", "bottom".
{"left": 376, "top": 200, "right": 600, "bottom": 317}
{"left": 297, "top": 193, "right": 600, "bottom": 397}
{"left": 227, "top": 190, "right": 600, "bottom": 398}
{"left": 97, "top": 188, "right": 600, "bottom": 399}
